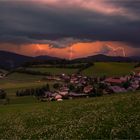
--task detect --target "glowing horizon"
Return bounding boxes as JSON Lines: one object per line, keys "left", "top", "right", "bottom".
{"left": 0, "top": 41, "right": 139, "bottom": 59}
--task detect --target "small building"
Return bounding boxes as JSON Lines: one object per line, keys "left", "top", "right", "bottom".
{"left": 108, "top": 86, "right": 127, "bottom": 93}
{"left": 69, "top": 92, "right": 88, "bottom": 98}
{"left": 55, "top": 94, "right": 63, "bottom": 101}
{"left": 105, "top": 77, "right": 125, "bottom": 85}
{"left": 83, "top": 85, "right": 93, "bottom": 94}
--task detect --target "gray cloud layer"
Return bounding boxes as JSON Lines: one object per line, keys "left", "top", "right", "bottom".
{"left": 0, "top": 0, "right": 140, "bottom": 47}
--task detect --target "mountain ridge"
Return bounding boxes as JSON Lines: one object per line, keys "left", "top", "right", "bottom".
{"left": 0, "top": 51, "right": 139, "bottom": 69}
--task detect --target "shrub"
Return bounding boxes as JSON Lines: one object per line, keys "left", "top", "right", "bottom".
{"left": 0, "top": 89, "right": 7, "bottom": 99}
{"left": 16, "top": 84, "right": 50, "bottom": 97}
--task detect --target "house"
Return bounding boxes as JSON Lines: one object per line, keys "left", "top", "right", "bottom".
{"left": 105, "top": 77, "right": 125, "bottom": 85}
{"left": 57, "top": 87, "right": 69, "bottom": 99}
{"left": 43, "top": 91, "right": 52, "bottom": 98}
{"left": 83, "top": 85, "right": 93, "bottom": 94}
{"left": 69, "top": 92, "right": 88, "bottom": 98}
{"left": 57, "top": 98, "right": 63, "bottom": 101}
{"left": 108, "top": 86, "right": 127, "bottom": 93}
{"left": 70, "top": 77, "right": 78, "bottom": 84}
{"left": 44, "top": 76, "right": 61, "bottom": 81}
{"left": 130, "top": 83, "right": 139, "bottom": 90}
{"left": 55, "top": 94, "right": 63, "bottom": 101}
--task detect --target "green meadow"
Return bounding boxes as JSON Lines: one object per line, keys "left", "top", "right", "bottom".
{"left": 0, "top": 73, "right": 46, "bottom": 99}
{"left": 25, "top": 62, "right": 137, "bottom": 76}
{"left": 82, "top": 62, "right": 136, "bottom": 76}
{"left": 0, "top": 92, "right": 139, "bottom": 139}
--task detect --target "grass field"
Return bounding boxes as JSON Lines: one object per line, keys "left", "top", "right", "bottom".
{"left": 0, "top": 92, "right": 139, "bottom": 139}
{"left": 27, "top": 67, "right": 78, "bottom": 75}
{"left": 82, "top": 62, "right": 136, "bottom": 76}
{"left": 0, "top": 73, "right": 47, "bottom": 98}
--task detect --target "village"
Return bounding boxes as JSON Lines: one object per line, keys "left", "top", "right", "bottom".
{"left": 1, "top": 69, "right": 140, "bottom": 102}
{"left": 38, "top": 71, "right": 140, "bottom": 101}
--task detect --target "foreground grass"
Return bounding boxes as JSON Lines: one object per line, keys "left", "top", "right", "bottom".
{"left": 83, "top": 62, "right": 136, "bottom": 76}
{"left": 0, "top": 92, "right": 139, "bottom": 139}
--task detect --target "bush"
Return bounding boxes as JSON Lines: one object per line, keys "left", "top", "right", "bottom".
{"left": 0, "top": 89, "right": 7, "bottom": 99}
{"left": 16, "top": 84, "right": 50, "bottom": 97}
{"left": 53, "top": 83, "right": 61, "bottom": 90}
{"left": 14, "top": 68, "right": 51, "bottom": 76}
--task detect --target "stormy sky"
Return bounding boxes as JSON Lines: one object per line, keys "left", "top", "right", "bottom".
{"left": 0, "top": 0, "right": 140, "bottom": 58}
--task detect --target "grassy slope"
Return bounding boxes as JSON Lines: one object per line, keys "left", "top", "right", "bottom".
{"left": 0, "top": 72, "right": 58, "bottom": 104}
{"left": 27, "top": 67, "right": 78, "bottom": 75}
{"left": 0, "top": 73, "right": 46, "bottom": 98}
{"left": 0, "top": 92, "right": 139, "bottom": 139}
{"left": 83, "top": 62, "right": 136, "bottom": 76}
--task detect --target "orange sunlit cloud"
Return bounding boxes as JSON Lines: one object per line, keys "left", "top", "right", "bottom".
{"left": 0, "top": 41, "right": 140, "bottom": 59}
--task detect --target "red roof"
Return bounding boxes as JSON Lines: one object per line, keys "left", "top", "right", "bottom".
{"left": 105, "top": 78, "right": 123, "bottom": 84}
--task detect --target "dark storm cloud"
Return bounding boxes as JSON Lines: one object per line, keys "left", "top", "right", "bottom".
{"left": 0, "top": 0, "right": 140, "bottom": 47}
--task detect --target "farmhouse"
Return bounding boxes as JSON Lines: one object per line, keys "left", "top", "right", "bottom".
{"left": 108, "top": 86, "right": 127, "bottom": 93}
{"left": 44, "top": 76, "right": 61, "bottom": 81}
{"left": 105, "top": 77, "right": 125, "bottom": 85}
{"left": 83, "top": 85, "right": 93, "bottom": 93}
{"left": 43, "top": 91, "right": 52, "bottom": 98}
{"left": 59, "top": 87, "right": 69, "bottom": 96}
{"left": 69, "top": 92, "right": 88, "bottom": 98}
{"left": 70, "top": 77, "right": 78, "bottom": 84}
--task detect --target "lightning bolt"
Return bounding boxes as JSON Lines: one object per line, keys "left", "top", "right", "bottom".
{"left": 106, "top": 44, "right": 126, "bottom": 57}
{"left": 36, "top": 44, "right": 43, "bottom": 51}
{"left": 69, "top": 46, "right": 73, "bottom": 60}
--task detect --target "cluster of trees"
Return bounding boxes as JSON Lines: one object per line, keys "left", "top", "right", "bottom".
{"left": 16, "top": 84, "right": 50, "bottom": 97}
{"left": 14, "top": 68, "right": 51, "bottom": 76}
{"left": 23, "top": 59, "right": 93, "bottom": 69}
{"left": 15, "top": 62, "right": 95, "bottom": 76}
{"left": 29, "top": 63, "right": 90, "bottom": 69}
{"left": 22, "top": 59, "right": 76, "bottom": 67}
{"left": 0, "top": 89, "right": 7, "bottom": 99}
{"left": 77, "top": 62, "right": 94, "bottom": 73}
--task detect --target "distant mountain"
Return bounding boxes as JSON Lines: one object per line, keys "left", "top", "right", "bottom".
{"left": 0, "top": 51, "right": 140, "bottom": 69}
{"left": 35, "top": 55, "right": 61, "bottom": 60}
{"left": 0, "top": 51, "right": 33, "bottom": 69}
{"left": 130, "top": 56, "right": 140, "bottom": 61}
{"left": 74, "top": 54, "right": 138, "bottom": 62}
{"left": 0, "top": 51, "right": 61, "bottom": 69}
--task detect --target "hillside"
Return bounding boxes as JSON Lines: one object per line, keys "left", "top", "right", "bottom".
{"left": 0, "top": 51, "right": 61, "bottom": 69}
{"left": 0, "top": 51, "right": 32, "bottom": 69}
{"left": 35, "top": 55, "right": 61, "bottom": 60}
{"left": 82, "top": 62, "right": 136, "bottom": 76}
{"left": 0, "top": 92, "right": 139, "bottom": 139}
{"left": 75, "top": 54, "right": 139, "bottom": 62}
{"left": 0, "top": 50, "right": 140, "bottom": 69}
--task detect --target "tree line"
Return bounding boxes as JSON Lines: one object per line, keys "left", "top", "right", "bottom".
{"left": 16, "top": 84, "right": 50, "bottom": 97}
